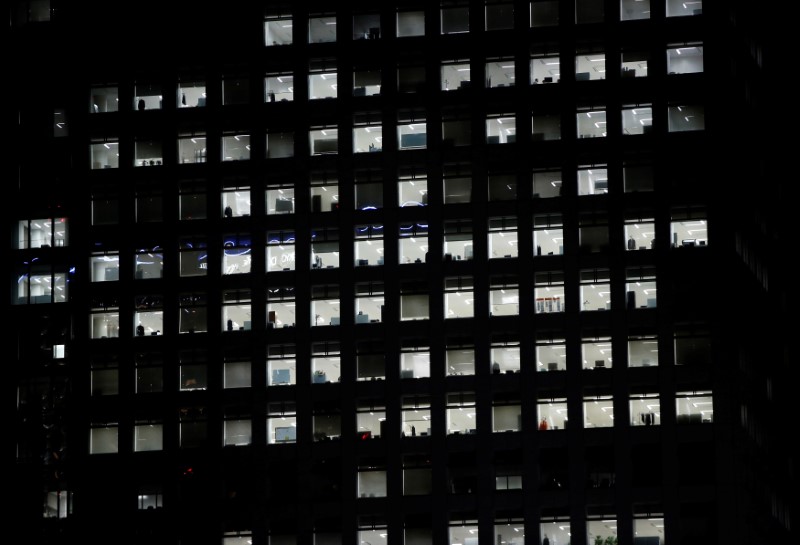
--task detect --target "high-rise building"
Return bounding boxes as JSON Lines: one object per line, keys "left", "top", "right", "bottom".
{"left": 7, "top": 1, "right": 793, "bottom": 544}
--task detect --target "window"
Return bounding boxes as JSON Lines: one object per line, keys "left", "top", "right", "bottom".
{"left": 533, "top": 169, "right": 562, "bottom": 198}
{"left": 402, "top": 397, "right": 431, "bottom": 438}
{"left": 90, "top": 86, "right": 118, "bottom": 113}
{"left": 353, "top": 13, "right": 380, "bottom": 40}
{"left": 488, "top": 218, "right": 518, "bottom": 258}
{"left": 622, "top": 51, "right": 648, "bottom": 77}
{"left": 266, "top": 183, "right": 295, "bottom": 213}
{"left": 221, "top": 186, "right": 250, "bottom": 217}
{"left": 580, "top": 269, "right": 611, "bottom": 311}
{"left": 358, "top": 468, "right": 387, "bottom": 498}
{"left": 487, "top": 114, "right": 516, "bottom": 144}
{"left": 622, "top": 105, "right": 653, "bottom": 135}
{"left": 530, "top": 0, "right": 559, "bottom": 27}
{"left": 53, "top": 109, "right": 67, "bottom": 137}
{"left": 309, "top": 15, "right": 336, "bottom": 43}
{"left": 268, "top": 403, "right": 297, "bottom": 444}
{"left": 537, "top": 338, "right": 566, "bottom": 372}
{"left": 134, "top": 82, "right": 162, "bottom": 111}
{"left": 223, "top": 289, "right": 252, "bottom": 331}
{"left": 222, "top": 234, "right": 252, "bottom": 275}
{"left": 445, "top": 277, "right": 474, "bottom": 319}
{"left": 92, "top": 193, "right": 118, "bottom": 225}
{"left": 397, "top": 10, "right": 425, "bottom": 37}
{"left": 136, "top": 191, "right": 162, "bottom": 223}
{"left": 398, "top": 65, "right": 426, "bottom": 93}
{"left": 178, "top": 133, "right": 207, "bottom": 164}
{"left": 441, "top": 4, "right": 469, "bottom": 34}
{"left": 671, "top": 211, "right": 708, "bottom": 247}
{"left": 401, "top": 282, "right": 430, "bottom": 320}
{"left": 494, "top": 520, "right": 524, "bottom": 543}
{"left": 90, "top": 139, "right": 119, "bottom": 169}
{"left": 398, "top": 119, "right": 427, "bottom": 150}
{"left": 491, "top": 342, "right": 520, "bottom": 372}
{"left": 531, "top": 53, "right": 560, "bottom": 84}
{"left": 625, "top": 217, "right": 655, "bottom": 250}
{"left": 224, "top": 360, "right": 251, "bottom": 388}
{"left": 222, "top": 134, "right": 250, "bottom": 161}
{"left": 357, "top": 352, "right": 385, "bottom": 381}
{"left": 579, "top": 215, "right": 609, "bottom": 253}
{"left": 354, "top": 224, "right": 384, "bottom": 266}
{"left": 446, "top": 392, "right": 476, "bottom": 434}
{"left": 134, "top": 246, "right": 163, "bottom": 279}
{"left": 180, "top": 184, "right": 206, "bottom": 220}
{"left": 178, "top": 80, "right": 206, "bottom": 107}
{"left": 14, "top": 266, "right": 68, "bottom": 305}
{"left": 399, "top": 223, "right": 429, "bottom": 264}
{"left": 400, "top": 346, "right": 430, "bottom": 379}
{"left": 313, "top": 409, "right": 341, "bottom": 441}
{"left": 91, "top": 253, "right": 119, "bottom": 282}
{"left": 90, "top": 298, "right": 120, "bottom": 339}
{"left": 629, "top": 336, "right": 659, "bottom": 367}
{"left": 267, "top": 132, "right": 294, "bottom": 158}
{"left": 222, "top": 77, "right": 249, "bottom": 105}
{"left": 584, "top": 395, "right": 614, "bottom": 428}
{"left": 310, "top": 127, "right": 338, "bottom": 155}
{"left": 399, "top": 174, "right": 428, "bottom": 206}
{"left": 134, "top": 423, "right": 163, "bottom": 451}
{"left": 224, "top": 419, "right": 252, "bottom": 446}
{"left": 135, "top": 139, "right": 162, "bottom": 167}
{"left": 624, "top": 163, "right": 653, "bottom": 192}
{"left": 357, "top": 399, "right": 386, "bottom": 438}
{"left": 486, "top": 2, "right": 514, "bottom": 30}
{"left": 626, "top": 267, "right": 657, "bottom": 309}
{"left": 631, "top": 394, "right": 660, "bottom": 426}
{"left": 577, "top": 165, "right": 608, "bottom": 196}
{"left": 621, "top": 0, "right": 650, "bottom": 21}
{"left": 533, "top": 214, "right": 564, "bottom": 257}
{"left": 180, "top": 362, "right": 207, "bottom": 391}
{"left": 136, "top": 355, "right": 163, "bottom": 393}
{"left": 224, "top": 532, "right": 254, "bottom": 544}
{"left": 667, "top": 0, "right": 702, "bottom": 17}
{"left": 582, "top": 337, "right": 612, "bottom": 369}
{"left": 447, "top": 345, "right": 475, "bottom": 376}
{"left": 91, "top": 364, "right": 118, "bottom": 395}
{"left": 311, "top": 176, "right": 340, "bottom": 211}
{"left": 16, "top": 218, "right": 68, "bottom": 250}
{"left": 309, "top": 65, "right": 338, "bottom": 100}
{"left": 90, "top": 424, "right": 119, "bottom": 454}
{"left": 267, "top": 287, "right": 297, "bottom": 328}
{"left": 575, "top": 0, "right": 604, "bottom": 23}
{"left": 444, "top": 174, "right": 472, "bottom": 204}
{"left": 534, "top": 271, "right": 565, "bottom": 313}
{"left": 267, "top": 344, "right": 296, "bottom": 386}
{"left": 43, "top": 490, "right": 72, "bottom": 519}
{"left": 486, "top": 58, "right": 515, "bottom": 88}
{"left": 442, "top": 117, "right": 471, "bottom": 146}
{"left": 675, "top": 333, "right": 710, "bottom": 366}
{"left": 538, "top": 397, "right": 567, "bottom": 429}
{"left": 180, "top": 406, "right": 207, "bottom": 447}
{"left": 178, "top": 292, "right": 207, "bottom": 333}
{"left": 311, "top": 353, "right": 342, "bottom": 384}
{"left": 311, "top": 227, "right": 340, "bottom": 268}
{"left": 676, "top": 391, "right": 713, "bottom": 423}
{"left": 532, "top": 113, "right": 561, "bottom": 141}
{"left": 577, "top": 108, "right": 606, "bottom": 138}
{"left": 492, "top": 398, "right": 521, "bottom": 432}
{"left": 311, "top": 285, "right": 340, "bottom": 326}
{"left": 266, "top": 73, "right": 294, "bottom": 102}
{"left": 634, "top": 516, "right": 666, "bottom": 543}
{"left": 355, "top": 178, "right": 383, "bottom": 209}
{"left": 667, "top": 44, "right": 703, "bottom": 74}
{"left": 134, "top": 295, "right": 163, "bottom": 336}
{"left": 540, "top": 521, "right": 571, "bottom": 545}
{"left": 265, "top": 15, "right": 292, "bottom": 46}
{"left": 354, "top": 68, "right": 381, "bottom": 96}
{"left": 668, "top": 104, "right": 705, "bottom": 132}
{"left": 441, "top": 60, "right": 471, "bottom": 91}
{"left": 404, "top": 454, "right": 432, "bottom": 493}
{"left": 179, "top": 238, "right": 207, "bottom": 277}
{"left": 587, "top": 519, "right": 618, "bottom": 545}
{"left": 355, "top": 282, "right": 384, "bottom": 324}
{"left": 576, "top": 51, "right": 606, "bottom": 80}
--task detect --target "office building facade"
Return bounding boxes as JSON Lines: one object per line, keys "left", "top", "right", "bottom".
{"left": 7, "top": 1, "right": 793, "bottom": 544}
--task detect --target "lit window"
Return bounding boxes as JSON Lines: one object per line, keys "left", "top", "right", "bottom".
{"left": 265, "top": 15, "right": 293, "bottom": 46}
